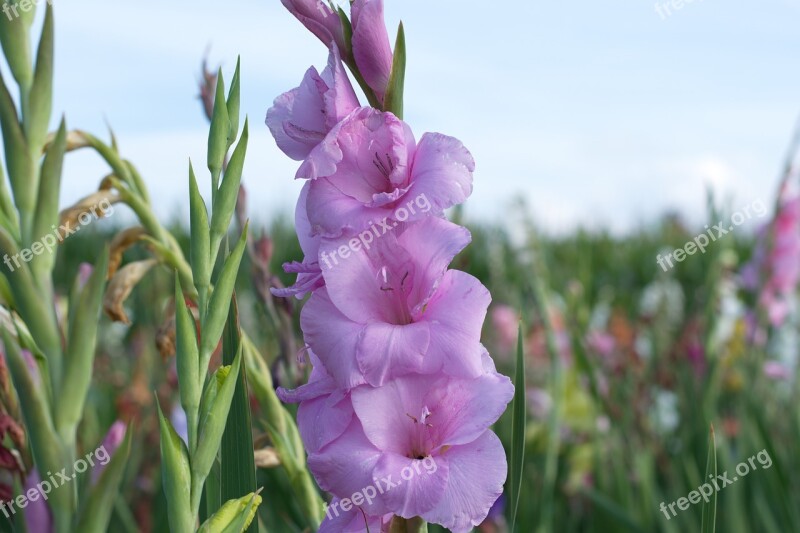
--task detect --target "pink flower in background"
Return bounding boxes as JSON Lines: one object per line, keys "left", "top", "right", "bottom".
{"left": 92, "top": 421, "right": 126, "bottom": 484}
{"left": 586, "top": 330, "right": 615, "bottom": 358}
{"left": 280, "top": 0, "right": 347, "bottom": 53}
{"left": 267, "top": 47, "right": 359, "bottom": 161}
{"left": 306, "top": 359, "right": 513, "bottom": 533}
{"left": 23, "top": 470, "right": 52, "bottom": 533}
{"left": 298, "top": 107, "right": 475, "bottom": 237}
{"left": 351, "top": 0, "right": 394, "bottom": 101}
{"left": 301, "top": 217, "right": 489, "bottom": 388}
{"left": 741, "top": 185, "right": 800, "bottom": 327}
{"left": 763, "top": 361, "right": 791, "bottom": 381}
{"left": 490, "top": 305, "right": 518, "bottom": 354}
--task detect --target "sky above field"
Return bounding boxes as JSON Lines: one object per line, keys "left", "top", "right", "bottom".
{"left": 12, "top": 0, "right": 800, "bottom": 233}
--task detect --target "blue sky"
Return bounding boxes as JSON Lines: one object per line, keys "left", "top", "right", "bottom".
{"left": 16, "top": 0, "right": 800, "bottom": 233}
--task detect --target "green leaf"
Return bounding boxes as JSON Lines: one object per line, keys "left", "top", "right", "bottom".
{"left": 194, "top": 342, "right": 243, "bottom": 486}
{"left": 76, "top": 424, "right": 133, "bottom": 532}
{"left": 701, "top": 424, "right": 717, "bottom": 533}
{"left": 383, "top": 22, "right": 406, "bottom": 119}
{"left": 0, "top": 328, "right": 72, "bottom": 517}
{"left": 207, "top": 69, "right": 229, "bottom": 189}
{"left": 198, "top": 492, "right": 262, "bottom": 533}
{"left": 209, "top": 120, "right": 248, "bottom": 262}
{"left": 157, "top": 400, "right": 195, "bottom": 533}
{"left": 220, "top": 295, "right": 258, "bottom": 532}
{"left": 201, "top": 223, "right": 248, "bottom": 369}
{"left": 226, "top": 57, "right": 241, "bottom": 148}
{"left": 30, "top": 116, "right": 66, "bottom": 280}
{"left": 56, "top": 247, "right": 109, "bottom": 442}
{"left": 175, "top": 273, "right": 201, "bottom": 452}
{"left": 26, "top": 2, "right": 54, "bottom": 152}
{"left": 0, "top": 13, "right": 33, "bottom": 90}
{"left": 189, "top": 162, "right": 212, "bottom": 299}
{"left": 0, "top": 69, "right": 35, "bottom": 234}
{"left": 509, "top": 323, "right": 526, "bottom": 532}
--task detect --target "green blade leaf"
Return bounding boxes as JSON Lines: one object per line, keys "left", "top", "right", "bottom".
{"left": 30, "top": 116, "right": 66, "bottom": 280}
{"left": 207, "top": 69, "right": 229, "bottom": 189}
{"left": 56, "top": 246, "right": 109, "bottom": 441}
{"left": 157, "top": 400, "right": 194, "bottom": 533}
{"left": 175, "top": 273, "right": 201, "bottom": 452}
{"left": 226, "top": 57, "right": 241, "bottom": 148}
{"left": 701, "top": 424, "right": 717, "bottom": 533}
{"left": 189, "top": 162, "right": 212, "bottom": 300}
{"left": 26, "top": 2, "right": 54, "bottom": 152}
{"left": 509, "top": 323, "right": 526, "bottom": 532}
{"left": 0, "top": 12, "right": 33, "bottom": 90}
{"left": 220, "top": 294, "right": 258, "bottom": 532}
{"left": 209, "top": 119, "right": 248, "bottom": 262}
{"left": 383, "top": 22, "right": 406, "bottom": 119}
{"left": 200, "top": 222, "right": 248, "bottom": 369}
{"left": 194, "top": 341, "right": 243, "bottom": 486}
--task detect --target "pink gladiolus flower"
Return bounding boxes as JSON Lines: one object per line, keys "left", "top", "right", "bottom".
{"left": 586, "top": 330, "right": 615, "bottom": 357}
{"left": 741, "top": 185, "right": 800, "bottom": 327}
{"left": 267, "top": 47, "right": 359, "bottom": 161}
{"left": 351, "top": 0, "right": 394, "bottom": 102}
{"left": 280, "top": 0, "right": 347, "bottom": 54}
{"left": 92, "top": 421, "right": 126, "bottom": 484}
{"left": 303, "top": 356, "right": 513, "bottom": 532}
{"left": 23, "top": 470, "right": 53, "bottom": 533}
{"left": 301, "top": 217, "right": 489, "bottom": 388}
{"left": 319, "top": 499, "right": 390, "bottom": 532}
{"left": 271, "top": 9, "right": 512, "bottom": 528}
{"left": 763, "top": 361, "right": 791, "bottom": 381}
{"left": 490, "top": 305, "right": 518, "bottom": 354}
{"left": 298, "top": 107, "right": 475, "bottom": 237}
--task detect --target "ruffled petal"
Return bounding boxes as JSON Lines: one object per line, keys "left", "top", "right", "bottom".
{"left": 407, "top": 132, "right": 475, "bottom": 213}
{"left": 373, "top": 452, "right": 449, "bottom": 517}
{"left": 356, "top": 322, "right": 430, "bottom": 386}
{"left": 421, "top": 431, "right": 507, "bottom": 533}
{"left": 301, "top": 288, "right": 368, "bottom": 389}
{"left": 417, "top": 270, "right": 490, "bottom": 378}
{"left": 308, "top": 419, "right": 387, "bottom": 516}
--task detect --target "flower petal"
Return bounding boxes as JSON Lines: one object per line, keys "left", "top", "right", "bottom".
{"left": 301, "top": 288, "right": 368, "bottom": 389}
{"left": 298, "top": 390, "right": 353, "bottom": 453}
{"left": 407, "top": 132, "right": 475, "bottom": 213}
{"left": 351, "top": 375, "right": 440, "bottom": 455}
{"left": 421, "top": 431, "right": 507, "bottom": 533}
{"left": 423, "top": 372, "right": 514, "bottom": 447}
{"left": 418, "top": 270, "right": 490, "bottom": 378}
{"left": 351, "top": 0, "right": 393, "bottom": 100}
{"left": 308, "top": 419, "right": 387, "bottom": 516}
{"left": 373, "top": 452, "right": 449, "bottom": 517}
{"left": 319, "top": 499, "right": 388, "bottom": 533}
{"left": 356, "top": 321, "right": 430, "bottom": 386}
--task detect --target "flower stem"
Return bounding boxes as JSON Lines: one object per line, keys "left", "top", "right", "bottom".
{"left": 388, "top": 516, "right": 427, "bottom": 533}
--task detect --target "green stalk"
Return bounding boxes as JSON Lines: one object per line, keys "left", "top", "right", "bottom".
{"left": 388, "top": 516, "right": 427, "bottom": 532}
